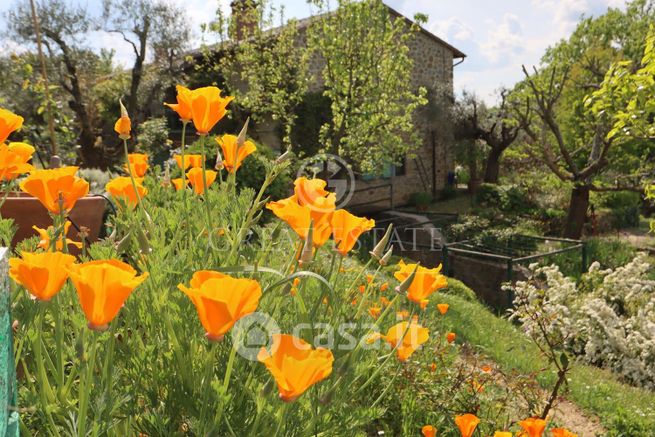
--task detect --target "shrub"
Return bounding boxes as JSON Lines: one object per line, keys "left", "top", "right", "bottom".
{"left": 409, "top": 191, "right": 433, "bottom": 210}
{"left": 509, "top": 255, "right": 655, "bottom": 388}
{"left": 443, "top": 278, "right": 477, "bottom": 302}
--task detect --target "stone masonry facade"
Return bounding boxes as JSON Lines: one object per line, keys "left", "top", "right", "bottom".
{"left": 235, "top": 3, "right": 465, "bottom": 211}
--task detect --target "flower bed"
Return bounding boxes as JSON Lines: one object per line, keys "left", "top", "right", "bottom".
{"left": 2, "top": 90, "right": 579, "bottom": 436}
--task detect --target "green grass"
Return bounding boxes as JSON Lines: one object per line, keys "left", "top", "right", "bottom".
{"left": 438, "top": 292, "right": 655, "bottom": 435}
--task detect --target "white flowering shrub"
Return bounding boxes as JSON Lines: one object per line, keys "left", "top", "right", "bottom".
{"left": 508, "top": 254, "right": 655, "bottom": 388}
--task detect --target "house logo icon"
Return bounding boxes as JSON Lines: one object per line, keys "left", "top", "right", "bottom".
{"left": 231, "top": 312, "right": 281, "bottom": 361}
{"left": 296, "top": 153, "right": 355, "bottom": 210}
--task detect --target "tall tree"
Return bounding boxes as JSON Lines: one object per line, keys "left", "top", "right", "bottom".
{"left": 515, "top": 0, "right": 655, "bottom": 238}
{"left": 102, "top": 0, "right": 190, "bottom": 127}
{"left": 6, "top": 0, "right": 106, "bottom": 166}
{"left": 457, "top": 90, "right": 526, "bottom": 184}
{"left": 307, "top": 0, "right": 427, "bottom": 174}
{"left": 203, "top": 0, "right": 309, "bottom": 147}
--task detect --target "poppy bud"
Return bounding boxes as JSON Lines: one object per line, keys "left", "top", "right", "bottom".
{"left": 261, "top": 378, "right": 274, "bottom": 397}
{"left": 369, "top": 224, "right": 393, "bottom": 259}
{"left": 275, "top": 149, "right": 293, "bottom": 164}
{"left": 299, "top": 220, "right": 314, "bottom": 266}
{"left": 214, "top": 148, "right": 224, "bottom": 171}
{"left": 395, "top": 263, "right": 419, "bottom": 295}
{"left": 379, "top": 247, "right": 393, "bottom": 266}
{"left": 163, "top": 161, "right": 171, "bottom": 186}
{"left": 237, "top": 117, "right": 250, "bottom": 147}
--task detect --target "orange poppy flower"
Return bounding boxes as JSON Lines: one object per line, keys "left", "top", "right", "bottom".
{"left": 422, "top": 425, "right": 436, "bottom": 437}
{"left": 394, "top": 260, "right": 447, "bottom": 305}
{"left": 437, "top": 303, "right": 449, "bottom": 315}
{"left": 33, "top": 222, "right": 83, "bottom": 252}
{"left": 481, "top": 364, "right": 492, "bottom": 373}
{"left": 178, "top": 270, "right": 262, "bottom": 341}
{"left": 454, "top": 414, "right": 480, "bottom": 437}
{"left": 68, "top": 259, "right": 148, "bottom": 330}
{"left": 551, "top": 429, "right": 577, "bottom": 437}
{"left": 124, "top": 153, "right": 149, "bottom": 177}
{"left": 266, "top": 196, "right": 333, "bottom": 247}
{"left": 216, "top": 134, "right": 256, "bottom": 173}
{"left": 0, "top": 107, "right": 24, "bottom": 143}
{"left": 518, "top": 418, "right": 546, "bottom": 437}
{"left": 358, "top": 284, "right": 366, "bottom": 294}
{"left": 374, "top": 321, "right": 429, "bottom": 361}
{"left": 9, "top": 252, "right": 76, "bottom": 301}
{"left": 396, "top": 310, "right": 409, "bottom": 320}
{"left": 257, "top": 333, "right": 334, "bottom": 402}
{"left": 292, "top": 278, "right": 301, "bottom": 287}
{"left": 114, "top": 101, "right": 131, "bottom": 140}
{"left": 174, "top": 154, "right": 204, "bottom": 170}
{"left": 380, "top": 296, "right": 391, "bottom": 306}
{"left": 106, "top": 176, "right": 147, "bottom": 208}
{"left": 171, "top": 178, "right": 187, "bottom": 191}
{"left": 294, "top": 177, "right": 331, "bottom": 207}
{"left": 331, "top": 209, "right": 375, "bottom": 255}
{"left": 0, "top": 142, "right": 34, "bottom": 181}
{"left": 186, "top": 167, "right": 217, "bottom": 195}
{"left": 420, "top": 299, "right": 429, "bottom": 310}
{"left": 429, "top": 362, "right": 437, "bottom": 372}
{"left": 368, "top": 305, "right": 381, "bottom": 319}
{"left": 380, "top": 282, "right": 389, "bottom": 292}
{"left": 447, "top": 332, "right": 456, "bottom": 343}
{"left": 493, "top": 432, "right": 513, "bottom": 437}
{"left": 19, "top": 167, "right": 89, "bottom": 215}
{"left": 164, "top": 85, "right": 194, "bottom": 123}
{"left": 188, "top": 86, "right": 234, "bottom": 135}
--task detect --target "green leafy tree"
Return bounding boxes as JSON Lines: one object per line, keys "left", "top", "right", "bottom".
{"left": 201, "top": 0, "right": 309, "bottom": 147}
{"left": 307, "top": 0, "right": 427, "bottom": 174}
{"left": 515, "top": 1, "right": 655, "bottom": 238}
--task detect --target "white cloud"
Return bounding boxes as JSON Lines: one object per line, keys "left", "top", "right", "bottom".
{"left": 479, "top": 13, "right": 524, "bottom": 64}
{"left": 430, "top": 17, "right": 473, "bottom": 42}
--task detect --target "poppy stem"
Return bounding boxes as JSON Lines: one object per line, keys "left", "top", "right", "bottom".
{"left": 179, "top": 121, "right": 192, "bottom": 248}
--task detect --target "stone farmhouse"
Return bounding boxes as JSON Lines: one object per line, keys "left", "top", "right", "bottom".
{"left": 190, "top": 0, "right": 465, "bottom": 211}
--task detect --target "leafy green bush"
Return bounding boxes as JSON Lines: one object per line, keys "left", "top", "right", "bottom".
{"left": 409, "top": 191, "right": 433, "bottom": 210}
{"left": 137, "top": 117, "right": 173, "bottom": 166}
{"left": 475, "top": 183, "right": 501, "bottom": 206}
{"left": 443, "top": 277, "right": 477, "bottom": 302}
{"left": 597, "top": 191, "right": 641, "bottom": 229}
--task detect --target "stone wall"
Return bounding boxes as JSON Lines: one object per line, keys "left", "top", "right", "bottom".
{"left": 255, "top": 9, "right": 459, "bottom": 211}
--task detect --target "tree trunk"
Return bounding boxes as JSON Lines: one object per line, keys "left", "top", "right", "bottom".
{"left": 564, "top": 184, "right": 590, "bottom": 239}
{"left": 483, "top": 147, "right": 502, "bottom": 184}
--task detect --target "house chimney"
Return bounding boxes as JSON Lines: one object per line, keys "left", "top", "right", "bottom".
{"left": 230, "top": 0, "right": 259, "bottom": 41}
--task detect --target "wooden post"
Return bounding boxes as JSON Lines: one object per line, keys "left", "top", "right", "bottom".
{"left": 0, "top": 248, "right": 19, "bottom": 435}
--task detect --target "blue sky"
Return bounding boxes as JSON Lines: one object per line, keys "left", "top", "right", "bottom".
{"left": 0, "top": 0, "right": 628, "bottom": 104}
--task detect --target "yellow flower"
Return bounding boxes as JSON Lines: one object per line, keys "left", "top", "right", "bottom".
{"left": 114, "top": 100, "right": 131, "bottom": 140}
{"left": 9, "top": 252, "right": 76, "bottom": 301}
{"left": 188, "top": 86, "right": 234, "bottom": 135}
{"left": 216, "top": 134, "right": 256, "bottom": 173}
{"left": 518, "top": 418, "right": 547, "bottom": 437}
{"left": 493, "top": 432, "right": 513, "bottom": 437}
{"left": 174, "top": 154, "right": 203, "bottom": 170}
{"left": 0, "top": 142, "right": 34, "bottom": 181}
{"left": 454, "top": 413, "right": 480, "bottom": 437}
{"left": 258, "top": 334, "right": 334, "bottom": 402}
{"left": 376, "top": 321, "right": 429, "bottom": 361}
{"left": 368, "top": 305, "right": 381, "bottom": 319}
{"left": 178, "top": 270, "right": 262, "bottom": 341}
{"left": 394, "top": 260, "right": 447, "bottom": 305}
{"left": 68, "top": 259, "right": 148, "bottom": 330}
{"left": 422, "top": 425, "right": 436, "bottom": 437}
{"left": 0, "top": 107, "right": 24, "bottom": 143}
{"left": 186, "top": 167, "right": 217, "bottom": 195}
{"left": 106, "top": 176, "right": 147, "bottom": 208}
{"left": 164, "top": 85, "right": 194, "bottom": 123}
{"left": 124, "top": 153, "right": 149, "bottom": 177}
{"left": 20, "top": 167, "right": 89, "bottom": 214}
{"left": 331, "top": 209, "right": 375, "bottom": 255}
{"left": 33, "top": 222, "right": 83, "bottom": 252}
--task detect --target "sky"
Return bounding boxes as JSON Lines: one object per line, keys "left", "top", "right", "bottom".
{"left": 0, "top": 0, "right": 629, "bottom": 104}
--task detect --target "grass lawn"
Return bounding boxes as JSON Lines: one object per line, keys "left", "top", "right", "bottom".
{"left": 439, "top": 286, "right": 655, "bottom": 435}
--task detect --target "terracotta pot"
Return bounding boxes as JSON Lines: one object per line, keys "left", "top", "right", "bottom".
{"left": 0, "top": 193, "right": 107, "bottom": 251}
